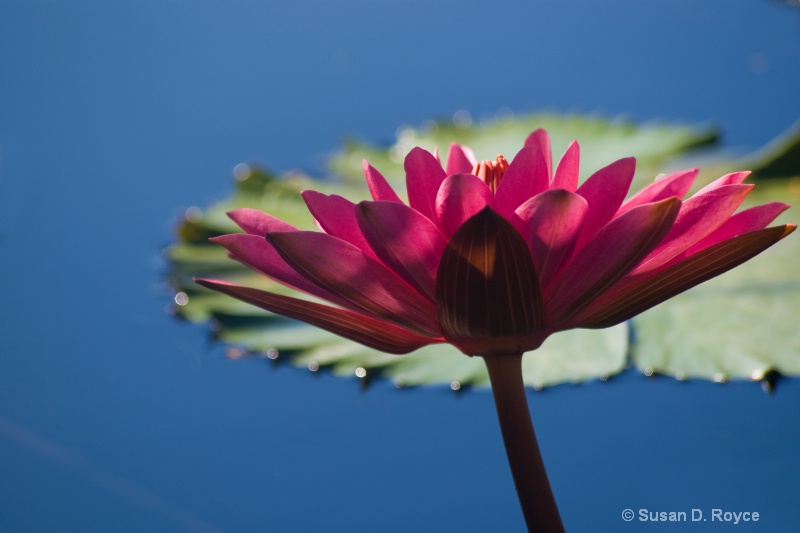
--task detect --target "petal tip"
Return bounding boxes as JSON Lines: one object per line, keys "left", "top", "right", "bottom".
{"left": 225, "top": 207, "right": 249, "bottom": 219}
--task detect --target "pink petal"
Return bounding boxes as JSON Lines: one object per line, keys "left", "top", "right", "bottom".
{"left": 550, "top": 140, "right": 580, "bottom": 192}
{"left": 435, "top": 173, "right": 496, "bottom": 238}
{"left": 494, "top": 145, "right": 550, "bottom": 218}
{"left": 574, "top": 157, "right": 637, "bottom": 251}
{"left": 363, "top": 160, "right": 402, "bottom": 203}
{"left": 678, "top": 202, "right": 790, "bottom": 260}
{"left": 546, "top": 197, "right": 681, "bottom": 323}
{"left": 195, "top": 279, "right": 439, "bottom": 354}
{"left": 301, "top": 191, "right": 379, "bottom": 261}
{"left": 695, "top": 171, "right": 750, "bottom": 195}
{"left": 461, "top": 145, "right": 477, "bottom": 165}
{"left": 571, "top": 224, "right": 797, "bottom": 329}
{"left": 524, "top": 128, "right": 552, "bottom": 179}
{"left": 210, "top": 233, "right": 349, "bottom": 308}
{"left": 617, "top": 168, "right": 698, "bottom": 216}
{"left": 405, "top": 147, "right": 447, "bottom": 222}
{"left": 227, "top": 208, "right": 296, "bottom": 235}
{"left": 356, "top": 200, "right": 447, "bottom": 302}
{"left": 267, "top": 230, "right": 441, "bottom": 337}
{"left": 445, "top": 143, "right": 477, "bottom": 174}
{"left": 630, "top": 184, "right": 754, "bottom": 275}
{"left": 513, "top": 190, "right": 588, "bottom": 291}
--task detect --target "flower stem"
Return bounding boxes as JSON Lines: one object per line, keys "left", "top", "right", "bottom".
{"left": 483, "top": 355, "right": 565, "bottom": 533}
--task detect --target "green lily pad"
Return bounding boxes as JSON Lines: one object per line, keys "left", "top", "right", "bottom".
{"left": 166, "top": 113, "right": 800, "bottom": 389}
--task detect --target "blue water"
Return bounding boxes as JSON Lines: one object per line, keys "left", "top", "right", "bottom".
{"left": 1, "top": 2, "right": 799, "bottom": 531}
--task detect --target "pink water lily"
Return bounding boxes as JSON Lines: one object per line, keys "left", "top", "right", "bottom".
{"left": 196, "top": 128, "right": 794, "bottom": 531}
{"left": 196, "top": 129, "right": 794, "bottom": 358}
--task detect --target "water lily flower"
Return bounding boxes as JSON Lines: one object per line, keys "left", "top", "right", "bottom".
{"left": 196, "top": 129, "right": 794, "bottom": 359}
{"left": 196, "top": 129, "right": 793, "bottom": 532}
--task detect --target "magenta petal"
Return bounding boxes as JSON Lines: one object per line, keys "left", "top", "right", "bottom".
{"left": 673, "top": 201, "right": 789, "bottom": 262}
{"left": 356, "top": 201, "right": 447, "bottom": 302}
{"left": 546, "top": 197, "right": 681, "bottom": 322}
{"left": 405, "top": 147, "right": 447, "bottom": 222}
{"left": 445, "top": 143, "right": 476, "bottom": 174}
{"left": 574, "top": 157, "right": 636, "bottom": 250}
{"left": 617, "top": 168, "right": 698, "bottom": 215}
{"left": 695, "top": 171, "right": 750, "bottom": 195}
{"left": 630, "top": 183, "right": 754, "bottom": 275}
{"left": 362, "top": 160, "right": 402, "bottom": 203}
{"left": 514, "top": 190, "right": 588, "bottom": 291}
{"left": 267, "top": 230, "right": 440, "bottom": 337}
{"left": 227, "top": 208, "right": 297, "bottom": 235}
{"left": 550, "top": 141, "right": 580, "bottom": 192}
{"left": 494, "top": 145, "right": 550, "bottom": 217}
{"left": 435, "top": 173, "right": 496, "bottom": 238}
{"left": 210, "top": 233, "right": 348, "bottom": 307}
{"left": 301, "top": 191, "right": 379, "bottom": 261}
{"left": 571, "top": 224, "right": 797, "bottom": 328}
{"left": 195, "top": 279, "right": 438, "bottom": 354}
{"left": 524, "top": 128, "right": 552, "bottom": 179}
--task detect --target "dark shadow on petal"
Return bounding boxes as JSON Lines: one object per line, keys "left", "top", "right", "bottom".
{"left": 435, "top": 208, "right": 544, "bottom": 349}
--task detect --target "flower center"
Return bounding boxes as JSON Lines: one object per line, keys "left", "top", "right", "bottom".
{"left": 473, "top": 155, "right": 509, "bottom": 194}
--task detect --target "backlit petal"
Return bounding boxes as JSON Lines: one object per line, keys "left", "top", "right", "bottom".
{"left": 228, "top": 208, "right": 296, "bottom": 235}
{"left": 694, "top": 171, "right": 750, "bottom": 195}
{"left": 301, "top": 190, "right": 379, "bottom": 261}
{"left": 630, "top": 184, "right": 753, "bottom": 275}
{"left": 445, "top": 143, "right": 477, "bottom": 174}
{"left": 574, "top": 157, "right": 636, "bottom": 250}
{"left": 210, "top": 233, "right": 348, "bottom": 307}
{"left": 572, "top": 224, "right": 797, "bottom": 328}
{"left": 356, "top": 200, "right": 447, "bottom": 302}
{"left": 550, "top": 140, "right": 580, "bottom": 191}
{"left": 405, "top": 147, "right": 447, "bottom": 222}
{"left": 547, "top": 197, "right": 681, "bottom": 322}
{"left": 267, "top": 230, "right": 440, "bottom": 336}
{"left": 677, "top": 202, "right": 790, "bottom": 261}
{"left": 494, "top": 145, "right": 550, "bottom": 217}
{"left": 524, "top": 128, "right": 552, "bottom": 179}
{"left": 435, "top": 173, "right": 496, "bottom": 238}
{"left": 363, "top": 160, "right": 402, "bottom": 203}
{"left": 195, "top": 279, "right": 438, "bottom": 354}
{"left": 513, "top": 190, "right": 588, "bottom": 291}
{"left": 617, "top": 168, "right": 697, "bottom": 215}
